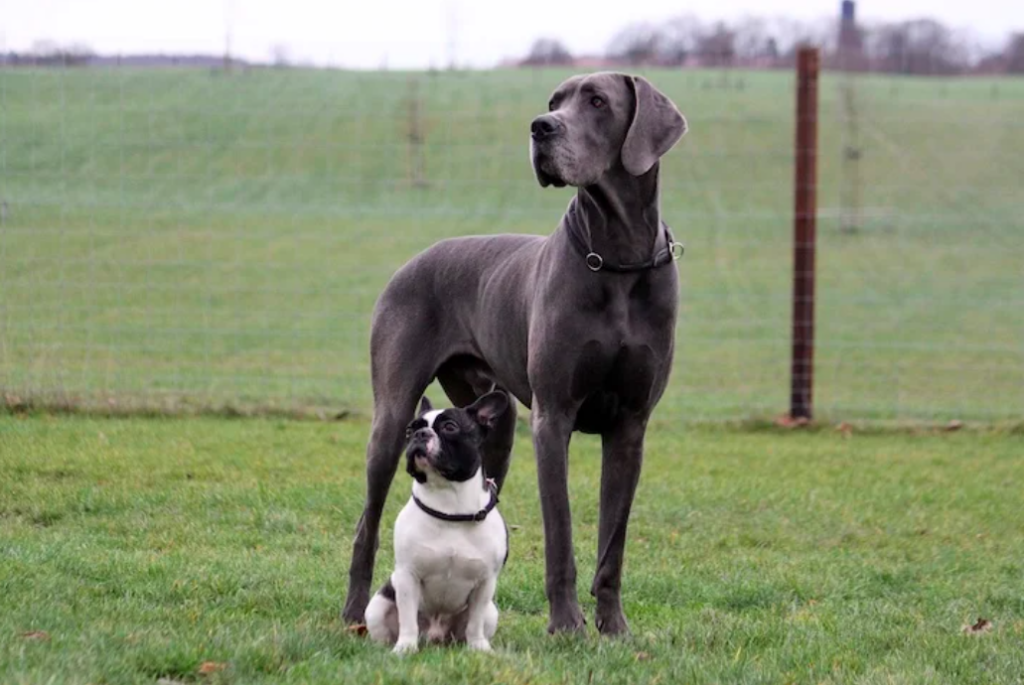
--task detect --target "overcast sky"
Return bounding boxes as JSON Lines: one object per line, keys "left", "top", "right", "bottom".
{"left": 4, "top": 0, "right": 1020, "bottom": 68}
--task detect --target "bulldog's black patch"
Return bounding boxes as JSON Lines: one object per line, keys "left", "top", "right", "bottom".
{"left": 404, "top": 392, "right": 510, "bottom": 484}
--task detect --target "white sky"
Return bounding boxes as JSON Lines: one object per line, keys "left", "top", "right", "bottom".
{"left": 3, "top": 0, "right": 1020, "bottom": 68}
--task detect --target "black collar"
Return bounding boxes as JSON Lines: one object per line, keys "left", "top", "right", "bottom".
{"left": 565, "top": 207, "right": 683, "bottom": 273}
{"left": 412, "top": 479, "right": 499, "bottom": 523}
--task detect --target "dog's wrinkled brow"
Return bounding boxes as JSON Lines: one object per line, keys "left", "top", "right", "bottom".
{"left": 551, "top": 78, "right": 583, "bottom": 107}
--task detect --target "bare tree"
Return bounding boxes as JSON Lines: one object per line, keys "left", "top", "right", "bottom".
{"left": 30, "top": 39, "right": 60, "bottom": 57}
{"left": 522, "top": 38, "right": 573, "bottom": 66}
{"left": 607, "top": 22, "right": 667, "bottom": 66}
{"left": 658, "top": 14, "right": 705, "bottom": 66}
{"left": 865, "top": 19, "right": 968, "bottom": 74}
{"left": 1006, "top": 33, "right": 1024, "bottom": 73}
{"left": 696, "top": 22, "right": 736, "bottom": 67}
{"left": 733, "top": 16, "right": 772, "bottom": 63}
{"left": 28, "top": 39, "right": 94, "bottom": 66}
{"left": 758, "top": 17, "right": 836, "bottom": 67}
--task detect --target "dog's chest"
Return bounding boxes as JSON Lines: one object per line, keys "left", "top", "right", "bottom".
{"left": 394, "top": 504, "right": 505, "bottom": 612}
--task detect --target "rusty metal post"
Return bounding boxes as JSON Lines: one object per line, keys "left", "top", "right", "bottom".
{"left": 791, "top": 46, "right": 819, "bottom": 420}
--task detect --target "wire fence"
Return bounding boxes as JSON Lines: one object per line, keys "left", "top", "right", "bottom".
{"left": 1, "top": 59, "right": 1022, "bottom": 423}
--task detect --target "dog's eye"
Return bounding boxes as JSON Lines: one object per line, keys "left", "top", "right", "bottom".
{"left": 591, "top": 96, "right": 605, "bottom": 109}
{"left": 441, "top": 421, "right": 459, "bottom": 434}
{"left": 548, "top": 99, "right": 556, "bottom": 112}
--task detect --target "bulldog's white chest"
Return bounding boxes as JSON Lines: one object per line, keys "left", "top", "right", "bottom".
{"left": 393, "top": 500, "right": 507, "bottom": 615}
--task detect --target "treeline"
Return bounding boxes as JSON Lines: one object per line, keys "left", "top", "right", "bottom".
{"left": 2, "top": 41, "right": 249, "bottom": 69}
{"left": 3, "top": 41, "right": 96, "bottom": 66}
{"left": 522, "top": 17, "right": 1024, "bottom": 75}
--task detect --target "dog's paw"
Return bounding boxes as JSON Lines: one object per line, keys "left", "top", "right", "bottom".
{"left": 392, "top": 639, "right": 418, "bottom": 655}
{"left": 467, "top": 638, "right": 493, "bottom": 653}
{"left": 547, "top": 603, "right": 587, "bottom": 635}
{"left": 595, "top": 608, "right": 631, "bottom": 637}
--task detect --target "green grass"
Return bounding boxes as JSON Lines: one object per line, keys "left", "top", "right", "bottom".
{"left": 1, "top": 414, "right": 1022, "bottom": 683}
{"left": 1, "top": 67, "right": 1022, "bottom": 421}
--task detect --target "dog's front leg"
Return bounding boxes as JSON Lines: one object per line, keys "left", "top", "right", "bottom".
{"left": 464, "top": 576, "right": 498, "bottom": 652}
{"left": 591, "top": 417, "right": 646, "bottom": 636}
{"left": 391, "top": 568, "right": 421, "bottom": 654}
{"left": 531, "top": 406, "right": 586, "bottom": 633}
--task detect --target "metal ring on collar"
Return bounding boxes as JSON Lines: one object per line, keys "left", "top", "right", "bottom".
{"left": 670, "top": 242, "right": 685, "bottom": 261}
{"left": 585, "top": 252, "right": 603, "bottom": 271}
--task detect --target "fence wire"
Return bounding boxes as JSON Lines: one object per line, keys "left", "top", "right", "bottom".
{"left": 1, "top": 62, "right": 1021, "bottom": 422}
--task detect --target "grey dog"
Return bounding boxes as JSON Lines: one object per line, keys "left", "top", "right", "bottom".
{"left": 343, "top": 72, "right": 687, "bottom": 636}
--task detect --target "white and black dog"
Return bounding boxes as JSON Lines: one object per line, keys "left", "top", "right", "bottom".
{"left": 365, "top": 391, "right": 510, "bottom": 654}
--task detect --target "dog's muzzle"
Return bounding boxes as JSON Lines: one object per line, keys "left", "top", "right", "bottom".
{"left": 530, "top": 145, "right": 567, "bottom": 188}
{"left": 530, "top": 114, "right": 562, "bottom": 142}
{"left": 530, "top": 115, "right": 569, "bottom": 188}
{"left": 407, "top": 428, "right": 440, "bottom": 462}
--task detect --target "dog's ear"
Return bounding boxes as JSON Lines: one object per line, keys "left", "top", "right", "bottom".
{"left": 406, "top": 450, "right": 427, "bottom": 483}
{"left": 419, "top": 396, "right": 433, "bottom": 416}
{"left": 466, "top": 391, "right": 509, "bottom": 430}
{"left": 621, "top": 75, "right": 687, "bottom": 177}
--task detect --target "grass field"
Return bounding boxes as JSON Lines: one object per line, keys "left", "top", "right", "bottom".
{"left": 1, "top": 415, "right": 1022, "bottom": 683}
{"left": 1, "top": 67, "right": 1022, "bottom": 422}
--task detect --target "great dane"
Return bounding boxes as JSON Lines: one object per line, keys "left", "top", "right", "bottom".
{"left": 343, "top": 72, "right": 686, "bottom": 636}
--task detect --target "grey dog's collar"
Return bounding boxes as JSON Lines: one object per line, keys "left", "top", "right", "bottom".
{"left": 565, "top": 201, "right": 684, "bottom": 273}
{"left": 412, "top": 478, "right": 499, "bottom": 523}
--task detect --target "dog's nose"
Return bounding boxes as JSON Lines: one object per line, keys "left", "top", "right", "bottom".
{"left": 531, "top": 115, "right": 561, "bottom": 141}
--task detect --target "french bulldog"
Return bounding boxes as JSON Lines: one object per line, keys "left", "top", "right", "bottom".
{"left": 365, "top": 391, "right": 510, "bottom": 654}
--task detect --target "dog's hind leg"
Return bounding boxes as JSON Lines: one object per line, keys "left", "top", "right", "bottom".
{"left": 480, "top": 400, "right": 516, "bottom": 494}
{"left": 437, "top": 357, "right": 517, "bottom": 493}
{"left": 445, "top": 600, "right": 497, "bottom": 646}
{"left": 365, "top": 584, "right": 399, "bottom": 645}
{"left": 342, "top": 320, "right": 439, "bottom": 624}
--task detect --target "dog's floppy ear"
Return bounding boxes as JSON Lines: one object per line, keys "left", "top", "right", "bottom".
{"left": 621, "top": 75, "right": 687, "bottom": 177}
{"left": 419, "top": 396, "right": 433, "bottom": 416}
{"left": 467, "top": 391, "right": 509, "bottom": 430}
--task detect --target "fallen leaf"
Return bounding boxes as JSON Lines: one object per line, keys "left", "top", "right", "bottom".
{"left": 836, "top": 422, "right": 854, "bottom": 437}
{"left": 634, "top": 651, "right": 652, "bottom": 661}
{"left": 775, "top": 415, "right": 810, "bottom": 429}
{"left": 944, "top": 420, "right": 964, "bottom": 432}
{"left": 198, "top": 661, "right": 227, "bottom": 675}
{"left": 19, "top": 631, "right": 50, "bottom": 641}
{"left": 961, "top": 617, "right": 992, "bottom": 635}
{"left": 347, "top": 624, "right": 368, "bottom": 637}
